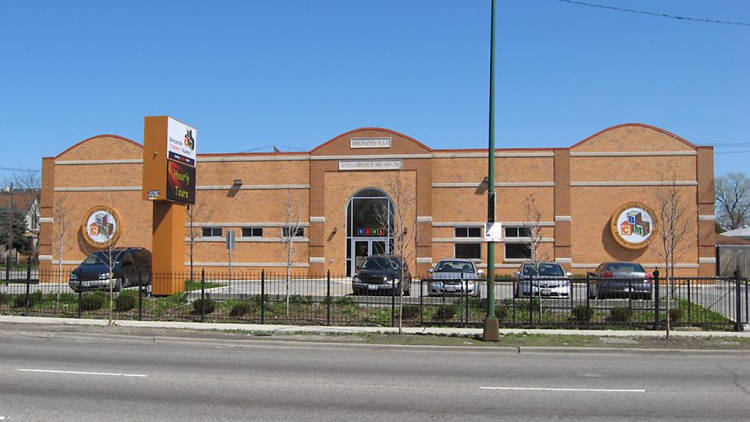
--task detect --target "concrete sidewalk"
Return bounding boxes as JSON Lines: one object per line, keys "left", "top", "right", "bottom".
{"left": 1, "top": 315, "right": 748, "bottom": 338}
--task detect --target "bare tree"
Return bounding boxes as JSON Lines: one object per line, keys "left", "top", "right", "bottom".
{"left": 523, "top": 193, "right": 547, "bottom": 317}
{"left": 374, "top": 172, "right": 416, "bottom": 334}
{"left": 653, "top": 179, "right": 691, "bottom": 338}
{"left": 185, "top": 195, "right": 215, "bottom": 285}
{"left": 53, "top": 196, "right": 70, "bottom": 312}
{"left": 280, "top": 190, "right": 305, "bottom": 315}
{"left": 715, "top": 172, "right": 750, "bottom": 231}
{"left": 8, "top": 172, "right": 41, "bottom": 261}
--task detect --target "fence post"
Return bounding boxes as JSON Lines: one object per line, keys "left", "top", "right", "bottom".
{"left": 529, "top": 275, "right": 534, "bottom": 328}
{"left": 261, "top": 269, "right": 265, "bottom": 324}
{"left": 585, "top": 274, "right": 590, "bottom": 329}
{"left": 628, "top": 278, "right": 632, "bottom": 324}
{"left": 200, "top": 268, "right": 205, "bottom": 323}
{"left": 419, "top": 279, "right": 424, "bottom": 326}
{"left": 735, "top": 270, "right": 742, "bottom": 332}
{"left": 688, "top": 278, "right": 693, "bottom": 324}
{"left": 745, "top": 276, "right": 748, "bottom": 324}
{"left": 653, "top": 270, "right": 660, "bottom": 330}
{"left": 4, "top": 254, "right": 9, "bottom": 286}
{"left": 326, "top": 270, "right": 331, "bottom": 326}
{"left": 464, "top": 278, "right": 469, "bottom": 326}
{"left": 25, "top": 257, "right": 31, "bottom": 314}
{"left": 391, "top": 278, "right": 396, "bottom": 328}
{"left": 138, "top": 271, "right": 143, "bottom": 321}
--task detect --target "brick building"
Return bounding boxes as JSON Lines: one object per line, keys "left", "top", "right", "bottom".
{"left": 38, "top": 123, "right": 716, "bottom": 277}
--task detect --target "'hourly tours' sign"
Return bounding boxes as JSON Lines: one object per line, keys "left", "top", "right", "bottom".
{"left": 142, "top": 116, "right": 197, "bottom": 205}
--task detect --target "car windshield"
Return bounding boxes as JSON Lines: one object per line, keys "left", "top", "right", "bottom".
{"left": 362, "top": 257, "right": 399, "bottom": 270}
{"left": 435, "top": 261, "right": 474, "bottom": 273}
{"left": 606, "top": 263, "right": 644, "bottom": 273}
{"left": 522, "top": 263, "right": 564, "bottom": 276}
{"left": 82, "top": 252, "right": 120, "bottom": 266}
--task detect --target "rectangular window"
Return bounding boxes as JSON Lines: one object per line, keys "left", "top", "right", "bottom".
{"left": 201, "top": 227, "right": 222, "bottom": 237}
{"left": 504, "top": 226, "right": 531, "bottom": 238}
{"left": 455, "top": 243, "right": 481, "bottom": 259}
{"left": 505, "top": 243, "right": 531, "bottom": 260}
{"left": 454, "top": 226, "right": 481, "bottom": 237}
{"left": 282, "top": 226, "right": 304, "bottom": 238}
{"left": 241, "top": 227, "right": 263, "bottom": 237}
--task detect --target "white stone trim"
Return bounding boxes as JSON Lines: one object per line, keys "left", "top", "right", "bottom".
{"left": 432, "top": 151, "right": 554, "bottom": 158}
{"left": 504, "top": 237, "right": 555, "bottom": 243}
{"left": 310, "top": 216, "right": 325, "bottom": 223}
{"left": 188, "top": 262, "right": 310, "bottom": 268}
{"left": 197, "top": 184, "right": 309, "bottom": 190}
{"left": 52, "top": 260, "right": 83, "bottom": 265}
{"left": 569, "top": 151, "right": 696, "bottom": 157}
{"left": 554, "top": 215, "right": 571, "bottom": 222}
{"left": 432, "top": 182, "right": 554, "bottom": 188}
{"left": 309, "top": 257, "right": 325, "bottom": 263}
{"left": 555, "top": 257, "right": 572, "bottom": 264}
{"left": 187, "top": 222, "right": 310, "bottom": 227}
{"left": 503, "top": 221, "right": 556, "bottom": 227}
{"left": 432, "top": 237, "right": 483, "bottom": 243}
{"left": 699, "top": 214, "right": 716, "bottom": 221}
{"left": 570, "top": 181, "right": 697, "bottom": 187}
{"left": 38, "top": 255, "right": 53, "bottom": 261}
{"left": 416, "top": 216, "right": 432, "bottom": 223}
{"left": 699, "top": 257, "right": 716, "bottom": 264}
{"left": 198, "top": 155, "right": 310, "bottom": 162}
{"left": 54, "top": 186, "right": 141, "bottom": 192}
{"left": 39, "top": 217, "right": 54, "bottom": 224}
{"left": 188, "top": 237, "right": 309, "bottom": 243}
{"left": 432, "top": 221, "right": 486, "bottom": 227}
{"left": 55, "top": 159, "right": 143, "bottom": 165}
{"left": 416, "top": 257, "right": 433, "bottom": 264}
{"left": 313, "top": 154, "right": 432, "bottom": 161}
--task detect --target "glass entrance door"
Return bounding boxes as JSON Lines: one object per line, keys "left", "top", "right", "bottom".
{"left": 351, "top": 239, "right": 389, "bottom": 275}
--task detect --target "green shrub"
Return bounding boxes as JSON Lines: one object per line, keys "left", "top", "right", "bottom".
{"left": 115, "top": 293, "right": 136, "bottom": 312}
{"left": 13, "top": 294, "right": 35, "bottom": 308}
{"left": 0, "top": 293, "right": 9, "bottom": 304}
{"left": 230, "top": 301, "right": 254, "bottom": 317}
{"left": 669, "top": 308, "right": 684, "bottom": 323}
{"left": 401, "top": 305, "right": 420, "bottom": 319}
{"left": 192, "top": 298, "right": 215, "bottom": 314}
{"left": 80, "top": 293, "right": 105, "bottom": 311}
{"left": 572, "top": 305, "right": 593, "bottom": 322}
{"left": 495, "top": 306, "right": 508, "bottom": 321}
{"left": 289, "top": 295, "right": 312, "bottom": 305}
{"left": 336, "top": 297, "right": 354, "bottom": 306}
{"left": 435, "top": 304, "right": 457, "bottom": 320}
{"left": 609, "top": 306, "right": 631, "bottom": 322}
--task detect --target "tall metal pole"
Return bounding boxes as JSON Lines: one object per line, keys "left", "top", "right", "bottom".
{"left": 5, "top": 183, "right": 13, "bottom": 282}
{"left": 483, "top": 0, "right": 500, "bottom": 341}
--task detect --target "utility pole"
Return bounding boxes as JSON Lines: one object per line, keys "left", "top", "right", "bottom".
{"left": 5, "top": 183, "right": 13, "bottom": 282}
{"left": 483, "top": 0, "right": 500, "bottom": 341}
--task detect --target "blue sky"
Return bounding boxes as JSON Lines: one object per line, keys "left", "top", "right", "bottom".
{"left": 1, "top": 0, "right": 748, "bottom": 180}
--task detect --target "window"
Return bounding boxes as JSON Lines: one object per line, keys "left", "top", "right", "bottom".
{"left": 201, "top": 227, "right": 222, "bottom": 237}
{"left": 455, "top": 226, "right": 481, "bottom": 238}
{"left": 282, "top": 226, "right": 304, "bottom": 238}
{"left": 505, "top": 243, "right": 531, "bottom": 260}
{"left": 455, "top": 243, "right": 481, "bottom": 259}
{"left": 242, "top": 227, "right": 263, "bottom": 237}
{"left": 504, "top": 226, "right": 531, "bottom": 238}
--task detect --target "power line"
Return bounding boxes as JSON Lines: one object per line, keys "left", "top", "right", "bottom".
{"left": 551, "top": 0, "right": 750, "bottom": 27}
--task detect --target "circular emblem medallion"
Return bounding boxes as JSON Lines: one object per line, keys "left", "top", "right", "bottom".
{"left": 610, "top": 202, "right": 657, "bottom": 250}
{"left": 81, "top": 206, "right": 121, "bottom": 248}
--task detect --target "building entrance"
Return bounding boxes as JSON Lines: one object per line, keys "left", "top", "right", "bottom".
{"left": 346, "top": 188, "right": 394, "bottom": 276}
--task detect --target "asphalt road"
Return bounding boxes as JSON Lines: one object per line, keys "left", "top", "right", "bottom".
{"left": 1, "top": 330, "right": 749, "bottom": 421}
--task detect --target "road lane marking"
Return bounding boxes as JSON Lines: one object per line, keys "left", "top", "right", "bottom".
{"left": 480, "top": 387, "right": 645, "bottom": 393}
{"left": 17, "top": 369, "right": 146, "bottom": 378}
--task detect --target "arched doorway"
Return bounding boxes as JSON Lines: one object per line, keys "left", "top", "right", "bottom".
{"left": 346, "top": 188, "right": 394, "bottom": 276}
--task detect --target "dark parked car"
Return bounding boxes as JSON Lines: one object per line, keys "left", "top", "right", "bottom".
{"left": 588, "top": 262, "right": 652, "bottom": 299}
{"left": 514, "top": 261, "right": 571, "bottom": 298}
{"left": 69, "top": 248, "right": 152, "bottom": 293}
{"left": 427, "top": 259, "right": 483, "bottom": 297}
{"left": 352, "top": 254, "right": 412, "bottom": 295}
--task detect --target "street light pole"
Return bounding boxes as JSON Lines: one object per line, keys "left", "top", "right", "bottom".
{"left": 5, "top": 183, "right": 13, "bottom": 283}
{"left": 483, "top": 0, "right": 500, "bottom": 341}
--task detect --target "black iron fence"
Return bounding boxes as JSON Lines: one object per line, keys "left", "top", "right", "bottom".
{"left": 1, "top": 263, "right": 747, "bottom": 331}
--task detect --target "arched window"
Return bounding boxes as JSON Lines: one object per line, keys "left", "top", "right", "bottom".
{"left": 345, "top": 188, "right": 394, "bottom": 276}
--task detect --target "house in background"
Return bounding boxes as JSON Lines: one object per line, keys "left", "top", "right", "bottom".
{"left": 0, "top": 189, "right": 40, "bottom": 264}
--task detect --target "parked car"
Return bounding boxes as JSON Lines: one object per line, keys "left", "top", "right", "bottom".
{"left": 514, "top": 261, "right": 571, "bottom": 298}
{"left": 588, "top": 262, "right": 652, "bottom": 299}
{"left": 427, "top": 259, "right": 483, "bottom": 297}
{"left": 352, "top": 254, "right": 412, "bottom": 295}
{"left": 69, "top": 248, "right": 152, "bottom": 293}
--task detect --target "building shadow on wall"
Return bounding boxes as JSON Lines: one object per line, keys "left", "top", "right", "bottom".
{"left": 601, "top": 221, "right": 647, "bottom": 261}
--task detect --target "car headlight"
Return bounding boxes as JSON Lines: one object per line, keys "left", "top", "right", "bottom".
{"left": 70, "top": 273, "right": 77, "bottom": 280}
{"left": 388, "top": 278, "right": 399, "bottom": 284}
{"left": 352, "top": 276, "right": 360, "bottom": 283}
{"left": 99, "top": 273, "right": 109, "bottom": 280}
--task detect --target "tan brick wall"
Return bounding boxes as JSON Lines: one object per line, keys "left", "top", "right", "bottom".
{"left": 571, "top": 156, "right": 696, "bottom": 182}
{"left": 432, "top": 156, "right": 553, "bottom": 183}
{"left": 571, "top": 125, "right": 695, "bottom": 152}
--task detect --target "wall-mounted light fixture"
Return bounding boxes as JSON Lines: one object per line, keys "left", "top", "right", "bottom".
{"left": 233, "top": 179, "right": 242, "bottom": 186}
